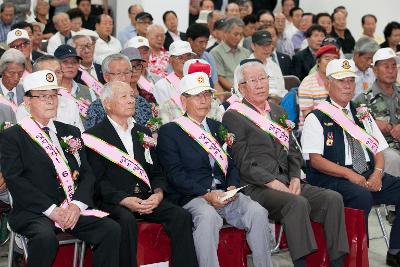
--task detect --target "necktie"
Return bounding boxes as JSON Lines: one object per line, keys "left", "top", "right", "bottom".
{"left": 7, "top": 91, "right": 15, "bottom": 104}
{"left": 342, "top": 109, "right": 369, "bottom": 174}
{"left": 42, "top": 126, "right": 50, "bottom": 138}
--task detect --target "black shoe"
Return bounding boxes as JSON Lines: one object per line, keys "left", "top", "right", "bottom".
{"left": 386, "top": 251, "right": 400, "bottom": 267}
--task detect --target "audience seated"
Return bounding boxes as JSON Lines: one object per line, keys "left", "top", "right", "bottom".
{"left": 94, "top": 14, "right": 122, "bottom": 64}
{"left": 47, "top": 12, "right": 76, "bottom": 55}
{"left": 163, "top": 11, "right": 186, "bottom": 51}
{"left": 331, "top": 10, "right": 356, "bottom": 54}
{"left": 360, "top": 14, "right": 384, "bottom": 44}
{"left": 147, "top": 24, "right": 170, "bottom": 78}
{"left": 0, "top": 3, "right": 15, "bottom": 43}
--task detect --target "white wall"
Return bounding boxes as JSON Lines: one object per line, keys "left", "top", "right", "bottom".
{"left": 300, "top": 0, "right": 400, "bottom": 40}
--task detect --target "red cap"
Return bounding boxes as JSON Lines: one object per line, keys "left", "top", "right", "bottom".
{"left": 183, "top": 59, "right": 211, "bottom": 77}
{"left": 316, "top": 44, "right": 340, "bottom": 58}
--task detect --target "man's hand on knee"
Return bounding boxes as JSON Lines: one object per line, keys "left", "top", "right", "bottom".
{"left": 265, "top": 179, "right": 291, "bottom": 193}
{"left": 202, "top": 191, "right": 228, "bottom": 209}
{"left": 63, "top": 203, "right": 81, "bottom": 230}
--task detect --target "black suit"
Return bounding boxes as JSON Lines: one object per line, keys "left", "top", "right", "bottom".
{"left": 164, "top": 31, "right": 186, "bottom": 51}
{"left": 75, "top": 63, "right": 106, "bottom": 86}
{"left": 276, "top": 51, "right": 293, "bottom": 76}
{"left": 292, "top": 47, "right": 316, "bottom": 81}
{"left": 1, "top": 121, "right": 120, "bottom": 267}
{"left": 85, "top": 118, "right": 198, "bottom": 267}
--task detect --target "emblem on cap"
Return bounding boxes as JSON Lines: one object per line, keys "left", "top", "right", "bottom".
{"left": 138, "top": 38, "right": 143, "bottom": 42}
{"left": 46, "top": 73, "right": 54, "bottom": 82}
{"left": 342, "top": 60, "right": 351, "bottom": 70}
{"left": 197, "top": 76, "right": 204, "bottom": 84}
{"left": 15, "top": 30, "right": 22, "bottom": 36}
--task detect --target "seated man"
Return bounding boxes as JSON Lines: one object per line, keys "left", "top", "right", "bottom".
{"left": 222, "top": 60, "right": 349, "bottom": 267}
{"left": 158, "top": 72, "right": 273, "bottom": 267}
{"left": 302, "top": 58, "right": 400, "bottom": 267}
{"left": 84, "top": 81, "right": 197, "bottom": 267}
{"left": 1, "top": 70, "right": 120, "bottom": 267}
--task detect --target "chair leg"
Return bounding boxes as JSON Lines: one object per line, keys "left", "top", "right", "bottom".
{"left": 79, "top": 242, "right": 86, "bottom": 267}
{"left": 375, "top": 206, "right": 390, "bottom": 248}
{"left": 7, "top": 231, "right": 15, "bottom": 267}
{"left": 73, "top": 241, "right": 79, "bottom": 267}
{"left": 271, "top": 226, "right": 283, "bottom": 254}
{"left": 20, "top": 235, "right": 29, "bottom": 260}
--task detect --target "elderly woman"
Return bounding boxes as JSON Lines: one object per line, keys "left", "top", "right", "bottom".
{"left": 0, "top": 49, "right": 25, "bottom": 106}
{"left": 147, "top": 24, "right": 170, "bottom": 78}
{"left": 297, "top": 44, "right": 340, "bottom": 129}
{"left": 85, "top": 53, "right": 152, "bottom": 129}
{"left": 34, "top": 0, "right": 56, "bottom": 39}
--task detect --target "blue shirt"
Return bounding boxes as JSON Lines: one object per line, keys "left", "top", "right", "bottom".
{"left": 0, "top": 19, "right": 12, "bottom": 43}
{"left": 201, "top": 51, "right": 218, "bottom": 84}
{"left": 117, "top": 24, "right": 137, "bottom": 47}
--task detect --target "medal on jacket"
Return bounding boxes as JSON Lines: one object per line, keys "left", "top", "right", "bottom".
{"left": 133, "top": 183, "right": 141, "bottom": 194}
{"left": 72, "top": 170, "right": 79, "bottom": 181}
{"left": 326, "top": 132, "right": 334, "bottom": 146}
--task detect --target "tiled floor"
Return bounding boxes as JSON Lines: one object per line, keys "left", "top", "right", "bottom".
{"left": 0, "top": 207, "right": 392, "bottom": 267}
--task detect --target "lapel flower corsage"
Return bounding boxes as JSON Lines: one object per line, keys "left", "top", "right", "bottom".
{"left": 60, "top": 135, "right": 83, "bottom": 154}
{"left": 146, "top": 104, "right": 162, "bottom": 132}
{"left": 217, "top": 125, "right": 235, "bottom": 156}
{"left": 0, "top": 121, "right": 13, "bottom": 131}
{"left": 137, "top": 131, "right": 157, "bottom": 164}
{"left": 356, "top": 104, "right": 373, "bottom": 134}
{"left": 277, "top": 114, "right": 295, "bottom": 132}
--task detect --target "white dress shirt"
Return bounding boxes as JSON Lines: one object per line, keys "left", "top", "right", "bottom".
{"left": 47, "top": 31, "right": 77, "bottom": 55}
{"left": 80, "top": 64, "right": 99, "bottom": 81}
{"left": 153, "top": 74, "right": 180, "bottom": 105}
{"left": 354, "top": 65, "right": 376, "bottom": 99}
{"left": 301, "top": 100, "right": 388, "bottom": 163}
{"left": 108, "top": 116, "right": 135, "bottom": 156}
{"left": 94, "top": 35, "right": 122, "bottom": 65}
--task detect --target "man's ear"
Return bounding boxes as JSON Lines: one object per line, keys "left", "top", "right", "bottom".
{"left": 180, "top": 95, "right": 188, "bottom": 111}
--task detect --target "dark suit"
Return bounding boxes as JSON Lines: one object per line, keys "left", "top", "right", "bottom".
{"left": 75, "top": 63, "right": 106, "bottom": 86}
{"left": 164, "top": 31, "right": 186, "bottom": 51}
{"left": 222, "top": 100, "right": 349, "bottom": 262}
{"left": 276, "top": 51, "right": 293, "bottom": 76}
{"left": 1, "top": 120, "right": 120, "bottom": 267}
{"left": 292, "top": 47, "right": 316, "bottom": 81}
{"left": 85, "top": 118, "right": 198, "bottom": 267}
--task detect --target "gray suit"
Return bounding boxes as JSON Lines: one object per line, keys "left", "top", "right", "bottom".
{"left": 0, "top": 84, "right": 25, "bottom": 105}
{"left": 222, "top": 100, "right": 349, "bottom": 262}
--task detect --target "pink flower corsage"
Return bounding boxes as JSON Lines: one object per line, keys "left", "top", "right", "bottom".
{"left": 356, "top": 104, "right": 371, "bottom": 121}
{"left": 61, "top": 135, "right": 83, "bottom": 154}
{"left": 137, "top": 131, "right": 157, "bottom": 149}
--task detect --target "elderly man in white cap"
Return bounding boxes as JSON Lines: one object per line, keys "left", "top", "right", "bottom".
{"left": 153, "top": 40, "right": 196, "bottom": 105}
{"left": 1, "top": 70, "right": 120, "bottom": 267}
{"left": 158, "top": 71, "right": 273, "bottom": 267}
{"left": 302, "top": 58, "right": 400, "bottom": 267}
{"left": 6, "top": 28, "right": 32, "bottom": 75}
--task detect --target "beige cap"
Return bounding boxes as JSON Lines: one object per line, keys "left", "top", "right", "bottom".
{"left": 180, "top": 72, "right": 214, "bottom": 95}
{"left": 372, "top": 47, "right": 400, "bottom": 66}
{"left": 23, "top": 70, "right": 65, "bottom": 92}
{"left": 326, "top": 59, "right": 356, "bottom": 80}
{"left": 125, "top": 36, "right": 150, "bottom": 49}
{"left": 169, "top": 40, "right": 195, "bottom": 56}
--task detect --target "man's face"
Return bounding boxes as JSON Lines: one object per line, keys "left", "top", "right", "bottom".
{"left": 9, "top": 38, "right": 31, "bottom": 59}
{"left": 353, "top": 52, "right": 374, "bottom": 72}
{"left": 2, "top": 63, "right": 24, "bottom": 89}
{"left": 147, "top": 27, "right": 165, "bottom": 50}
{"left": 1, "top": 6, "right": 14, "bottom": 25}
{"left": 74, "top": 37, "right": 94, "bottom": 65}
{"left": 78, "top": 0, "right": 91, "bottom": 17}
{"left": 169, "top": 53, "right": 194, "bottom": 76}
{"left": 104, "top": 59, "right": 132, "bottom": 84}
{"left": 200, "top": 0, "right": 214, "bottom": 11}
{"left": 181, "top": 90, "right": 212, "bottom": 120}
{"left": 96, "top": 15, "right": 113, "bottom": 37}
{"left": 333, "top": 11, "right": 346, "bottom": 31}
{"left": 374, "top": 58, "right": 398, "bottom": 85}
{"left": 238, "top": 64, "right": 269, "bottom": 105}
{"left": 258, "top": 13, "right": 274, "bottom": 28}
{"left": 32, "top": 25, "right": 43, "bottom": 47}
{"left": 243, "top": 22, "right": 257, "bottom": 38}
{"left": 318, "top": 53, "right": 339, "bottom": 75}
{"left": 36, "top": 60, "right": 63, "bottom": 85}
{"left": 275, "top": 13, "right": 286, "bottom": 34}
{"left": 135, "top": 18, "right": 153, "bottom": 37}
{"left": 138, "top": 46, "right": 150, "bottom": 68}
{"left": 189, "top": 36, "right": 208, "bottom": 56}
{"left": 207, "top": 11, "right": 222, "bottom": 32}
{"left": 308, "top": 31, "right": 325, "bottom": 51}
{"left": 71, "top": 17, "right": 82, "bottom": 32}
{"left": 363, "top": 16, "right": 376, "bottom": 36}
{"left": 54, "top": 13, "right": 71, "bottom": 35}
{"left": 282, "top": 0, "right": 295, "bottom": 18}
{"left": 104, "top": 84, "right": 136, "bottom": 118}
{"left": 60, "top": 57, "right": 79, "bottom": 79}
{"left": 164, "top": 12, "right": 178, "bottom": 33}
{"left": 292, "top": 10, "right": 303, "bottom": 28}
{"left": 223, "top": 25, "right": 243, "bottom": 48}
{"left": 25, "top": 89, "right": 59, "bottom": 121}
{"left": 128, "top": 5, "right": 144, "bottom": 25}
{"left": 239, "top": 2, "right": 252, "bottom": 18}
{"left": 299, "top": 15, "right": 313, "bottom": 32}
{"left": 226, "top": 3, "right": 240, "bottom": 18}
{"left": 318, "top": 16, "right": 332, "bottom": 34}
{"left": 326, "top": 77, "right": 355, "bottom": 106}
{"left": 252, "top": 42, "right": 273, "bottom": 61}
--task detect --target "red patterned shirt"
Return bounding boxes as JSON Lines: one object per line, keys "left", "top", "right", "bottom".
{"left": 148, "top": 48, "right": 170, "bottom": 78}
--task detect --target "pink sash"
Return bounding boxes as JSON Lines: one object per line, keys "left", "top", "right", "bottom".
{"left": 316, "top": 101, "right": 379, "bottom": 154}
{"left": 0, "top": 95, "right": 17, "bottom": 112}
{"left": 174, "top": 116, "right": 228, "bottom": 175}
{"left": 79, "top": 68, "right": 103, "bottom": 96}
{"left": 58, "top": 89, "right": 89, "bottom": 118}
{"left": 166, "top": 73, "right": 184, "bottom": 111}
{"left": 228, "top": 102, "right": 290, "bottom": 149}
{"left": 82, "top": 133, "right": 152, "bottom": 188}
{"left": 18, "top": 117, "right": 108, "bottom": 221}
{"left": 138, "top": 76, "right": 154, "bottom": 94}
{"left": 226, "top": 94, "right": 240, "bottom": 105}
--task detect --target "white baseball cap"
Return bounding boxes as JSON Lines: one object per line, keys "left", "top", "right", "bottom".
{"left": 372, "top": 47, "right": 400, "bottom": 66}
{"left": 125, "top": 36, "right": 150, "bottom": 49}
{"left": 23, "top": 70, "right": 65, "bottom": 92}
{"left": 169, "top": 40, "right": 195, "bottom": 56}
{"left": 7, "top": 29, "right": 30, "bottom": 46}
{"left": 75, "top": 29, "right": 99, "bottom": 39}
{"left": 180, "top": 72, "right": 214, "bottom": 96}
{"left": 326, "top": 59, "right": 356, "bottom": 80}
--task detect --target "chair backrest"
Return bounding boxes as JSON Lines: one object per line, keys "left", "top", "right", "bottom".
{"left": 283, "top": 75, "right": 301, "bottom": 91}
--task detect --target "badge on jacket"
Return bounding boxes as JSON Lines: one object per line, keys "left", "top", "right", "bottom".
{"left": 326, "top": 132, "right": 334, "bottom": 146}
{"left": 133, "top": 183, "right": 141, "bottom": 194}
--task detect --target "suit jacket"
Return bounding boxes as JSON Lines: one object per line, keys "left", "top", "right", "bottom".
{"left": 85, "top": 118, "right": 166, "bottom": 207}
{"left": 292, "top": 47, "right": 316, "bottom": 81}
{"left": 276, "top": 51, "right": 292, "bottom": 76}
{"left": 222, "top": 100, "right": 303, "bottom": 190}
{"left": 164, "top": 31, "right": 186, "bottom": 51}
{"left": 157, "top": 117, "right": 240, "bottom": 206}
{"left": 0, "top": 103, "right": 16, "bottom": 171}
{"left": 75, "top": 63, "right": 106, "bottom": 86}
{"left": 1, "top": 121, "right": 95, "bottom": 231}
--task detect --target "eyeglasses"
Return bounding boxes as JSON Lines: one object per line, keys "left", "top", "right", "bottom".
{"left": 240, "top": 76, "right": 269, "bottom": 86}
{"left": 107, "top": 71, "right": 132, "bottom": 77}
{"left": 76, "top": 43, "right": 94, "bottom": 50}
{"left": 10, "top": 40, "right": 30, "bottom": 50}
{"left": 30, "top": 94, "right": 59, "bottom": 102}
{"left": 131, "top": 64, "right": 144, "bottom": 72}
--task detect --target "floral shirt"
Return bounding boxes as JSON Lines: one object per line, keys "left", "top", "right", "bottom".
{"left": 148, "top": 48, "right": 170, "bottom": 78}
{"left": 84, "top": 95, "right": 152, "bottom": 129}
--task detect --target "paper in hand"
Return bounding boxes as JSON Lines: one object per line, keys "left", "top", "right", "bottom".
{"left": 220, "top": 185, "right": 248, "bottom": 202}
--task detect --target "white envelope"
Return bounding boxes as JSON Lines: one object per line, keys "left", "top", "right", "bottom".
{"left": 220, "top": 185, "right": 248, "bottom": 202}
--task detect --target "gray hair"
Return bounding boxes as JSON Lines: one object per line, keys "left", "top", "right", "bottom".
{"left": 52, "top": 12, "right": 69, "bottom": 25}
{"left": 234, "top": 61, "right": 266, "bottom": 85}
{"left": 101, "top": 53, "right": 132, "bottom": 74}
{"left": 0, "top": 48, "right": 26, "bottom": 74}
{"left": 32, "top": 55, "right": 60, "bottom": 72}
{"left": 67, "top": 35, "right": 93, "bottom": 48}
{"left": 353, "top": 37, "right": 380, "bottom": 55}
{"left": 224, "top": 17, "right": 244, "bottom": 32}
{"left": 147, "top": 24, "right": 164, "bottom": 35}
{"left": 100, "top": 81, "right": 131, "bottom": 104}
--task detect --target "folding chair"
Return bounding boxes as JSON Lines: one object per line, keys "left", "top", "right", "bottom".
{"left": 369, "top": 204, "right": 390, "bottom": 248}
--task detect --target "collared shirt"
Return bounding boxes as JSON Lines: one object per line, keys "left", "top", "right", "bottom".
{"left": 153, "top": 73, "right": 180, "bottom": 105}
{"left": 301, "top": 99, "right": 388, "bottom": 163}
{"left": 0, "top": 79, "right": 17, "bottom": 104}
{"left": 39, "top": 119, "right": 88, "bottom": 217}
{"left": 0, "top": 19, "right": 12, "bottom": 43}
{"left": 168, "top": 30, "right": 181, "bottom": 42}
{"left": 201, "top": 51, "right": 218, "bottom": 84}
{"left": 291, "top": 31, "right": 306, "bottom": 51}
{"left": 80, "top": 64, "right": 99, "bottom": 81}
{"left": 284, "top": 20, "right": 298, "bottom": 41}
{"left": 211, "top": 41, "right": 250, "bottom": 85}
{"left": 108, "top": 115, "right": 135, "bottom": 156}
{"left": 354, "top": 65, "right": 375, "bottom": 99}
{"left": 47, "top": 31, "right": 77, "bottom": 55}
{"left": 94, "top": 35, "right": 122, "bottom": 65}
{"left": 276, "top": 32, "right": 295, "bottom": 58}
{"left": 148, "top": 48, "right": 170, "bottom": 78}
{"left": 117, "top": 24, "right": 137, "bottom": 48}
{"left": 207, "top": 35, "right": 218, "bottom": 49}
